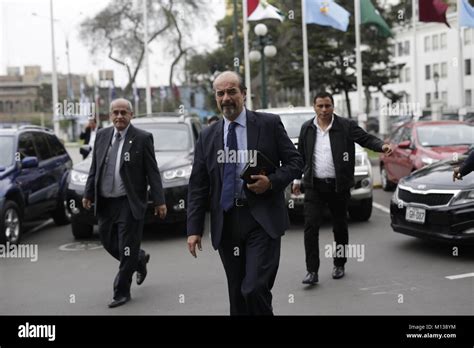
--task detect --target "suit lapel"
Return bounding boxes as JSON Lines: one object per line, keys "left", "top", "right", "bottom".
{"left": 214, "top": 119, "right": 224, "bottom": 180}
{"left": 97, "top": 127, "right": 114, "bottom": 168}
{"left": 120, "top": 124, "right": 137, "bottom": 169}
{"left": 246, "top": 109, "right": 259, "bottom": 152}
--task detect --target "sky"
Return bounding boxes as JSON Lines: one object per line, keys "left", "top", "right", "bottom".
{"left": 0, "top": 0, "right": 226, "bottom": 87}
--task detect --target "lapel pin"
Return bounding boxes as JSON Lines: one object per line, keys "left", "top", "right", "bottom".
{"left": 129, "top": 140, "right": 133, "bottom": 144}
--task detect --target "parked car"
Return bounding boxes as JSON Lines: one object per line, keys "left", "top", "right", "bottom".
{"left": 379, "top": 121, "right": 473, "bottom": 191}
{"left": 66, "top": 113, "right": 202, "bottom": 239}
{"left": 258, "top": 107, "right": 374, "bottom": 221}
{"left": 0, "top": 126, "right": 72, "bottom": 244}
{"left": 390, "top": 153, "right": 474, "bottom": 245}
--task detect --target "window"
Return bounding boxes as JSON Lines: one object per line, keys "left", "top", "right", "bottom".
{"left": 464, "top": 28, "right": 472, "bottom": 45}
{"left": 405, "top": 94, "right": 411, "bottom": 103}
{"left": 46, "top": 134, "right": 66, "bottom": 157}
{"left": 424, "top": 36, "right": 431, "bottom": 51}
{"left": 466, "top": 90, "right": 473, "bottom": 106}
{"left": 441, "top": 62, "right": 447, "bottom": 78}
{"left": 440, "top": 33, "right": 447, "bottom": 49}
{"left": 18, "top": 132, "right": 37, "bottom": 159}
{"left": 0, "top": 101, "right": 3, "bottom": 113}
{"left": 32, "top": 132, "right": 53, "bottom": 161}
{"left": 465, "top": 59, "right": 472, "bottom": 76}
{"left": 433, "top": 63, "right": 440, "bottom": 76}
{"left": 405, "top": 67, "right": 411, "bottom": 82}
{"left": 432, "top": 34, "right": 439, "bottom": 50}
{"left": 441, "top": 91, "right": 447, "bottom": 103}
{"left": 399, "top": 127, "right": 412, "bottom": 143}
{"left": 390, "top": 126, "right": 405, "bottom": 144}
{"left": 426, "top": 93, "right": 432, "bottom": 107}
{"left": 399, "top": 67, "right": 404, "bottom": 83}
{"left": 425, "top": 65, "right": 431, "bottom": 80}
{"left": 398, "top": 42, "right": 404, "bottom": 56}
{"left": 404, "top": 41, "right": 410, "bottom": 55}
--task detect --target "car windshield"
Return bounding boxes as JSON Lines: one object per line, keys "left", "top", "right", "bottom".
{"left": 416, "top": 124, "right": 474, "bottom": 147}
{"left": 0, "top": 136, "right": 14, "bottom": 167}
{"left": 279, "top": 113, "right": 314, "bottom": 138}
{"left": 136, "top": 123, "right": 191, "bottom": 151}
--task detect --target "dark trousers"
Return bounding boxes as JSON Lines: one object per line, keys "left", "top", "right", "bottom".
{"left": 97, "top": 196, "right": 147, "bottom": 299}
{"left": 218, "top": 205, "right": 281, "bottom": 316}
{"left": 303, "top": 179, "right": 350, "bottom": 273}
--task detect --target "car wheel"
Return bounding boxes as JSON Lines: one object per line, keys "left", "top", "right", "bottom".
{"left": 381, "top": 166, "right": 396, "bottom": 191}
{"left": 0, "top": 200, "right": 22, "bottom": 245}
{"left": 71, "top": 221, "right": 93, "bottom": 239}
{"left": 348, "top": 197, "right": 373, "bottom": 221}
{"left": 52, "top": 191, "right": 72, "bottom": 226}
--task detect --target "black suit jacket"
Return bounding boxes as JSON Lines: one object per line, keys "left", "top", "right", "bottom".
{"left": 187, "top": 109, "right": 303, "bottom": 250}
{"left": 84, "top": 124, "right": 165, "bottom": 220}
{"left": 298, "top": 114, "right": 384, "bottom": 192}
{"left": 460, "top": 150, "right": 474, "bottom": 177}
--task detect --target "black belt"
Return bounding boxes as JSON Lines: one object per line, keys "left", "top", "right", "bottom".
{"left": 313, "top": 177, "right": 336, "bottom": 184}
{"left": 100, "top": 195, "right": 127, "bottom": 201}
{"left": 234, "top": 198, "right": 248, "bottom": 207}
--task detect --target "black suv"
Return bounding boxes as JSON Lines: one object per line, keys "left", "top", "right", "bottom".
{"left": 66, "top": 113, "right": 202, "bottom": 238}
{"left": 0, "top": 126, "right": 72, "bottom": 244}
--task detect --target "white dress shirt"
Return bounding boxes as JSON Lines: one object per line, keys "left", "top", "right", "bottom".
{"left": 313, "top": 116, "right": 336, "bottom": 179}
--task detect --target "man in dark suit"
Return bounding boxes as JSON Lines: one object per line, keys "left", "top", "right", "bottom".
{"left": 83, "top": 98, "right": 167, "bottom": 308}
{"left": 453, "top": 150, "right": 474, "bottom": 181}
{"left": 186, "top": 71, "right": 303, "bottom": 315}
{"left": 293, "top": 92, "right": 392, "bottom": 285}
{"left": 79, "top": 118, "right": 100, "bottom": 159}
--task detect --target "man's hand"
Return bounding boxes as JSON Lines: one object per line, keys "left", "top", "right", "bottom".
{"left": 154, "top": 204, "right": 167, "bottom": 219}
{"left": 247, "top": 175, "right": 271, "bottom": 194}
{"left": 82, "top": 198, "right": 92, "bottom": 210}
{"left": 292, "top": 182, "right": 301, "bottom": 195}
{"left": 382, "top": 144, "right": 393, "bottom": 156}
{"left": 187, "top": 235, "right": 202, "bottom": 258}
{"left": 453, "top": 167, "right": 463, "bottom": 182}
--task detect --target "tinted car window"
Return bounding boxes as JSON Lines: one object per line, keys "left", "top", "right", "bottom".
{"left": 279, "top": 113, "right": 314, "bottom": 138}
{"left": 416, "top": 124, "right": 474, "bottom": 147}
{"left": 46, "top": 134, "right": 66, "bottom": 157}
{"left": 0, "top": 136, "right": 14, "bottom": 167}
{"left": 18, "top": 132, "right": 37, "bottom": 159}
{"left": 390, "top": 127, "right": 405, "bottom": 143}
{"left": 138, "top": 124, "right": 192, "bottom": 151}
{"left": 399, "top": 127, "right": 412, "bottom": 142}
{"left": 32, "top": 132, "right": 53, "bottom": 160}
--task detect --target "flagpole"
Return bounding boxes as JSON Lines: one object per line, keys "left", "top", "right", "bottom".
{"left": 355, "top": 0, "right": 364, "bottom": 118}
{"left": 457, "top": 0, "right": 465, "bottom": 109}
{"left": 302, "top": 0, "right": 310, "bottom": 107}
{"left": 242, "top": 0, "right": 253, "bottom": 110}
{"left": 143, "top": 0, "right": 152, "bottom": 114}
{"left": 412, "top": 0, "right": 418, "bottom": 114}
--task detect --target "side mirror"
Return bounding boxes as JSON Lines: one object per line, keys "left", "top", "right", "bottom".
{"left": 398, "top": 140, "right": 411, "bottom": 149}
{"left": 21, "top": 156, "right": 39, "bottom": 168}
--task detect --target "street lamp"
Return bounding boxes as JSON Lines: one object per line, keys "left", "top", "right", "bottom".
{"left": 249, "top": 23, "right": 277, "bottom": 109}
{"left": 433, "top": 72, "right": 440, "bottom": 100}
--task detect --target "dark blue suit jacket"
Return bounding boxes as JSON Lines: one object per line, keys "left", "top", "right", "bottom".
{"left": 187, "top": 109, "right": 303, "bottom": 250}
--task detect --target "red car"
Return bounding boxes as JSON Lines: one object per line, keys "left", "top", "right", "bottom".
{"left": 380, "top": 121, "right": 473, "bottom": 191}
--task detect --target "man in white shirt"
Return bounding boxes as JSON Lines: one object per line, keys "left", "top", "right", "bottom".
{"left": 293, "top": 92, "right": 392, "bottom": 285}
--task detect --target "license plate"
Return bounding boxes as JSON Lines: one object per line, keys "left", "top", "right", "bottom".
{"left": 405, "top": 206, "right": 426, "bottom": 224}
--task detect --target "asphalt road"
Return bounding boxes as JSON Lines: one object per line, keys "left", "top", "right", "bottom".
{"left": 1, "top": 187, "right": 473, "bottom": 315}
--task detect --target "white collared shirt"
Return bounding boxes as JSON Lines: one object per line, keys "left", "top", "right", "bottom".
{"left": 313, "top": 116, "right": 336, "bottom": 179}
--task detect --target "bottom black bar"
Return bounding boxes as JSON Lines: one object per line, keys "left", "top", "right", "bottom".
{"left": 0, "top": 315, "right": 473, "bottom": 345}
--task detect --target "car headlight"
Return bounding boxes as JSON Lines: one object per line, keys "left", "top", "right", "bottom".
{"left": 70, "top": 170, "right": 88, "bottom": 185}
{"left": 163, "top": 165, "right": 192, "bottom": 181}
{"left": 355, "top": 152, "right": 368, "bottom": 167}
{"left": 451, "top": 190, "right": 474, "bottom": 206}
{"left": 421, "top": 157, "right": 439, "bottom": 165}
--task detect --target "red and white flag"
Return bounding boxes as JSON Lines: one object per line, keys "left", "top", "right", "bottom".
{"left": 247, "top": 0, "right": 284, "bottom": 22}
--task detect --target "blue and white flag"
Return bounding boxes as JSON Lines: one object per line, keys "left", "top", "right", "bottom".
{"left": 305, "top": 0, "right": 351, "bottom": 32}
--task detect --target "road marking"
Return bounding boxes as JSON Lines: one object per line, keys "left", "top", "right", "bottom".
{"left": 373, "top": 202, "right": 390, "bottom": 214}
{"left": 445, "top": 272, "right": 474, "bottom": 280}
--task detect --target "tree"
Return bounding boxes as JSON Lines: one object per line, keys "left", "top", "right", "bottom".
{"left": 79, "top": 0, "right": 208, "bottom": 97}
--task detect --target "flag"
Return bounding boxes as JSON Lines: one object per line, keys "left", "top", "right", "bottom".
{"left": 305, "top": 0, "right": 351, "bottom": 32}
{"left": 459, "top": 0, "right": 474, "bottom": 27}
{"left": 419, "top": 0, "right": 450, "bottom": 27}
{"left": 360, "top": 0, "right": 392, "bottom": 37}
{"left": 133, "top": 83, "right": 139, "bottom": 102}
{"left": 80, "top": 80, "right": 86, "bottom": 103}
{"left": 247, "top": 0, "right": 284, "bottom": 22}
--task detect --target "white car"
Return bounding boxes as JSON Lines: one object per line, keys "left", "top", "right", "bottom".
{"left": 258, "top": 107, "right": 374, "bottom": 221}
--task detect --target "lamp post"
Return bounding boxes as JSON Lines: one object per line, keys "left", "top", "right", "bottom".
{"left": 432, "top": 72, "right": 442, "bottom": 121}
{"left": 433, "top": 72, "right": 440, "bottom": 100}
{"left": 249, "top": 24, "right": 277, "bottom": 109}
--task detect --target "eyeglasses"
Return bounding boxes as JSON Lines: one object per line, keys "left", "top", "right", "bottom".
{"left": 111, "top": 110, "right": 130, "bottom": 116}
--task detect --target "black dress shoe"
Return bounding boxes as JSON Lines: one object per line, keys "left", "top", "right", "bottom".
{"left": 136, "top": 253, "right": 150, "bottom": 285}
{"left": 332, "top": 266, "right": 345, "bottom": 279}
{"left": 108, "top": 296, "right": 130, "bottom": 308}
{"left": 302, "top": 272, "right": 319, "bottom": 285}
